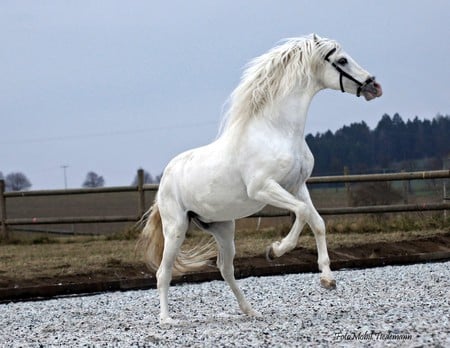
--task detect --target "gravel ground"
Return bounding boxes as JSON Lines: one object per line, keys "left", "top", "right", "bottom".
{"left": 1, "top": 261, "right": 449, "bottom": 347}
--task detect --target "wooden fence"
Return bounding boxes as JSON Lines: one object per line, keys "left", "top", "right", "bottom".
{"left": 1, "top": 169, "right": 449, "bottom": 239}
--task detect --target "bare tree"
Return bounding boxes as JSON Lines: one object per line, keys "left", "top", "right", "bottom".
{"left": 82, "top": 171, "right": 105, "bottom": 188}
{"left": 5, "top": 172, "right": 32, "bottom": 191}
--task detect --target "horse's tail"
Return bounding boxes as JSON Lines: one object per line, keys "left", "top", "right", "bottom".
{"left": 137, "top": 202, "right": 216, "bottom": 275}
{"left": 136, "top": 203, "right": 165, "bottom": 273}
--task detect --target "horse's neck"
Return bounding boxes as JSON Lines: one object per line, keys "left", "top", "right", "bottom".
{"left": 264, "top": 89, "right": 317, "bottom": 140}
{"left": 277, "top": 92, "right": 312, "bottom": 137}
{"left": 220, "top": 85, "right": 320, "bottom": 145}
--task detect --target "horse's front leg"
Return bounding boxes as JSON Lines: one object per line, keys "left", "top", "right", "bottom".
{"left": 308, "top": 206, "right": 335, "bottom": 289}
{"left": 297, "top": 185, "right": 335, "bottom": 288}
{"left": 249, "top": 179, "right": 335, "bottom": 289}
{"left": 266, "top": 215, "right": 306, "bottom": 259}
{"left": 248, "top": 179, "right": 309, "bottom": 262}
{"left": 248, "top": 180, "right": 307, "bottom": 260}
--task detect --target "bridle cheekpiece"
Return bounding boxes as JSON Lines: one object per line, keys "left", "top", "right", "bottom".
{"left": 324, "top": 47, "right": 374, "bottom": 97}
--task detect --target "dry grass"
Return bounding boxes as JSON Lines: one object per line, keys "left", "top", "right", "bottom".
{"left": 0, "top": 214, "right": 448, "bottom": 284}
{"left": 0, "top": 238, "right": 136, "bottom": 281}
{"left": 234, "top": 226, "right": 449, "bottom": 258}
{"left": 2, "top": 182, "right": 447, "bottom": 285}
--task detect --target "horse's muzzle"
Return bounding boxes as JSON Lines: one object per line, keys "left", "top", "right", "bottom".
{"left": 360, "top": 79, "right": 383, "bottom": 101}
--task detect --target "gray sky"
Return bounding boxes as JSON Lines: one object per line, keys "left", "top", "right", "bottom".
{"left": 1, "top": 1, "right": 449, "bottom": 189}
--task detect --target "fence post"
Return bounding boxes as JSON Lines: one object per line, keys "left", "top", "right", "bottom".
{"left": 401, "top": 170, "right": 409, "bottom": 204}
{"left": 137, "top": 169, "right": 145, "bottom": 218}
{"left": 344, "top": 166, "right": 351, "bottom": 206}
{"left": 444, "top": 156, "right": 449, "bottom": 219}
{"left": 0, "top": 180, "right": 8, "bottom": 240}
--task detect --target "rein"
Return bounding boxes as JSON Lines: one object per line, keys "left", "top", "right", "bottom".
{"left": 324, "top": 48, "right": 373, "bottom": 97}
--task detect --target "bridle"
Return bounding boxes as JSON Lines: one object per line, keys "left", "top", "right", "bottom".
{"left": 324, "top": 47, "right": 374, "bottom": 97}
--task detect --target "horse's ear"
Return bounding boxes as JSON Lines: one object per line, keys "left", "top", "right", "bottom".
{"left": 313, "top": 33, "right": 320, "bottom": 44}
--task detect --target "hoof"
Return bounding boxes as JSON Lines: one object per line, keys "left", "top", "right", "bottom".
{"left": 243, "top": 307, "right": 262, "bottom": 318}
{"left": 265, "top": 246, "right": 275, "bottom": 261}
{"left": 320, "top": 277, "right": 336, "bottom": 289}
{"left": 159, "top": 316, "right": 177, "bottom": 326}
{"left": 248, "top": 309, "right": 262, "bottom": 318}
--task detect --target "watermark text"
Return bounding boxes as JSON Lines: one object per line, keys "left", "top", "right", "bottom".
{"left": 335, "top": 330, "right": 412, "bottom": 341}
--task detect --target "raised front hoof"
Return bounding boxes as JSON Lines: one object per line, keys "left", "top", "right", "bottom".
{"left": 320, "top": 277, "right": 336, "bottom": 289}
{"left": 265, "top": 246, "right": 276, "bottom": 261}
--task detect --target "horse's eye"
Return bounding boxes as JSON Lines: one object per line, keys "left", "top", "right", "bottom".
{"left": 337, "top": 57, "right": 348, "bottom": 65}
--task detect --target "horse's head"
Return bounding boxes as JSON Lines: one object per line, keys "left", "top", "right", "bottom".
{"left": 316, "top": 36, "right": 382, "bottom": 101}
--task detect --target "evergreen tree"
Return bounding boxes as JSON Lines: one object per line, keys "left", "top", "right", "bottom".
{"left": 306, "top": 113, "right": 449, "bottom": 175}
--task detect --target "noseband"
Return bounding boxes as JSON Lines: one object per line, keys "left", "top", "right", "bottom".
{"left": 324, "top": 48, "right": 374, "bottom": 97}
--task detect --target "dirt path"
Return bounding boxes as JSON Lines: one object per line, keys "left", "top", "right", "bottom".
{"left": 3, "top": 233, "right": 449, "bottom": 291}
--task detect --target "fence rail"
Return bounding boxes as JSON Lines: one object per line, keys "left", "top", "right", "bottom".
{"left": 255, "top": 202, "right": 450, "bottom": 217}
{"left": 1, "top": 169, "right": 449, "bottom": 239}
{"left": 306, "top": 169, "right": 450, "bottom": 183}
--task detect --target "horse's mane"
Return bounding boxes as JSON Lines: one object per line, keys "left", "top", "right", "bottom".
{"left": 219, "top": 34, "right": 338, "bottom": 135}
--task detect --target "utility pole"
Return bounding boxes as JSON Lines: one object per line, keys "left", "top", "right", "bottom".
{"left": 61, "top": 165, "right": 69, "bottom": 189}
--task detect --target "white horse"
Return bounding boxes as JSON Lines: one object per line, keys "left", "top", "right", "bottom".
{"left": 138, "top": 34, "right": 382, "bottom": 324}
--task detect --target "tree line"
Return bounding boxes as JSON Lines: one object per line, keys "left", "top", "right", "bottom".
{"left": 0, "top": 169, "right": 161, "bottom": 191}
{"left": 306, "top": 113, "right": 450, "bottom": 176}
{"left": 2, "top": 113, "right": 449, "bottom": 191}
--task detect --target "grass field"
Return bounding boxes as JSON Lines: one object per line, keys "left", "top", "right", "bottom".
{"left": 1, "top": 180, "right": 448, "bottom": 287}
{"left": 1, "top": 212, "right": 448, "bottom": 286}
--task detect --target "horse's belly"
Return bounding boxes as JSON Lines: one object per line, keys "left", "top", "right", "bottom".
{"left": 185, "top": 180, "right": 266, "bottom": 221}
{"left": 198, "top": 198, "right": 266, "bottom": 221}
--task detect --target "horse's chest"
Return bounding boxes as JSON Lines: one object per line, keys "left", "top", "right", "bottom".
{"left": 277, "top": 149, "right": 313, "bottom": 192}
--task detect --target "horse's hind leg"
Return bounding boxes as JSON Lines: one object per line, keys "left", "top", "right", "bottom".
{"left": 209, "top": 221, "right": 260, "bottom": 317}
{"left": 157, "top": 211, "right": 189, "bottom": 325}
